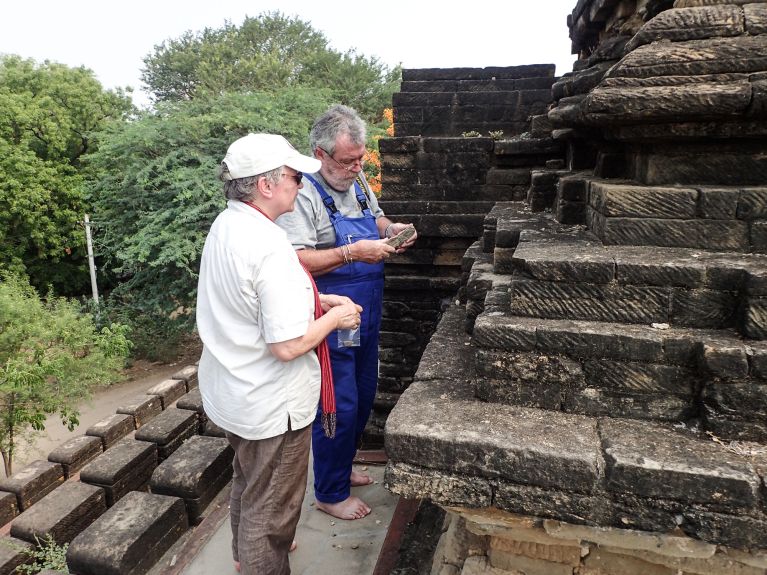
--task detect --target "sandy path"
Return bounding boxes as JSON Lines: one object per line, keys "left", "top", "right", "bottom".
{"left": 12, "top": 360, "right": 195, "bottom": 473}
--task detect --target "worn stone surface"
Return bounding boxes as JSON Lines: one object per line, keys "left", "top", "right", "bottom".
{"left": 386, "top": 378, "right": 602, "bottom": 493}
{"left": 0, "top": 460, "right": 64, "bottom": 511}
{"left": 10, "top": 481, "right": 105, "bottom": 545}
{"left": 600, "top": 418, "right": 759, "bottom": 507}
{"left": 116, "top": 394, "right": 162, "bottom": 429}
{"left": 66, "top": 491, "right": 188, "bottom": 575}
{"left": 0, "top": 492, "right": 18, "bottom": 527}
{"left": 0, "top": 536, "right": 32, "bottom": 575}
{"left": 134, "top": 408, "right": 198, "bottom": 461}
{"left": 171, "top": 365, "right": 198, "bottom": 390}
{"left": 79, "top": 440, "right": 158, "bottom": 507}
{"left": 510, "top": 276, "right": 669, "bottom": 325}
{"left": 85, "top": 413, "right": 135, "bottom": 449}
{"left": 145, "top": 378, "right": 187, "bottom": 409}
{"left": 512, "top": 243, "right": 615, "bottom": 283}
{"left": 150, "top": 435, "right": 233, "bottom": 522}
{"left": 47, "top": 435, "right": 103, "bottom": 478}
{"left": 589, "top": 209, "right": 750, "bottom": 250}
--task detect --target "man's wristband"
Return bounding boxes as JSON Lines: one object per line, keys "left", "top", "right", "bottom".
{"left": 384, "top": 223, "right": 395, "bottom": 238}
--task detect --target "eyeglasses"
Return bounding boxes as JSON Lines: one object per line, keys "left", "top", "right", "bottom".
{"left": 282, "top": 171, "right": 303, "bottom": 185}
{"left": 319, "top": 147, "right": 365, "bottom": 172}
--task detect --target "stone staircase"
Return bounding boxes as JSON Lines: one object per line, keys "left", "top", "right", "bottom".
{"left": 385, "top": 174, "right": 767, "bottom": 559}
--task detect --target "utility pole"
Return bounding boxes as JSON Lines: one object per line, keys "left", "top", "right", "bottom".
{"left": 84, "top": 214, "right": 99, "bottom": 305}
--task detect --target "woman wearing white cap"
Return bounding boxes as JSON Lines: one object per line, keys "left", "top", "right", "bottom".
{"left": 196, "top": 133, "right": 362, "bottom": 574}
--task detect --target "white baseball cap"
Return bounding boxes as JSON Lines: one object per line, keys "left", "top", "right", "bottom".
{"left": 221, "top": 133, "right": 321, "bottom": 180}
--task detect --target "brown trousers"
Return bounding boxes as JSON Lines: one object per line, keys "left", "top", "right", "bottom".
{"left": 226, "top": 424, "right": 311, "bottom": 575}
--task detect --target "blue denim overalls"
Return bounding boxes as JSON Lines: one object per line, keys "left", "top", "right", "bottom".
{"left": 304, "top": 174, "right": 384, "bottom": 503}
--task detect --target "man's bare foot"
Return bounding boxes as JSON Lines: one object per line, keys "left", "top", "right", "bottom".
{"left": 350, "top": 469, "right": 374, "bottom": 487}
{"left": 316, "top": 496, "right": 371, "bottom": 520}
{"left": 234, "top": 541, "right": 295, "bottom": 571}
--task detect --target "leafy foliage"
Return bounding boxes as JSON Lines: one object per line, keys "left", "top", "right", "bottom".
{"left": 86, "top": 89, "right": 333, "bottom": 331}
{"left": 0, "top": 275, "right": 130, "bottom": 476}
{"left": 0, "top": 56, "right": 134, "bottom": 295}
{"left": 13, "top": 534, "right": 69, "bottom": 574}
{"left": 141, "top": 12, "right": 400, "bottom": 121}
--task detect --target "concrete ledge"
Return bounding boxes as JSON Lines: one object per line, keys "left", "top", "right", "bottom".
{"left": 66, "top": 491, "right": 188, "bottom": 575}
{"left": 79, "top": 440, "right": 158, "bottom": 507}
{"left": 0, "top": 492, "right": 18, "bottom": 527}
{"left": 0, "top": 536, "right": 32, "bottom": 574}
{"left": 47, "top": 435, "right": 103, "bottom": 478}
{"left": 0, "top": 461, "right": 65, "bottom": 511}
{"left": 150, "top": 436, "right": 233, "bottom": 523}
{"left": 145, "top": 379, "right": 187, "bottom": 409}
{"left": 116, "top": 394, "right": 162, "bottom": 428}
{"left": 10, "top": 482, "right": 106, "bottom": 545}
{"left": 134, "top": 408, "right": 198, "bottom": 461}
{"left": 171, "top": 365, "right": 198, "bottom": 391}
{"left": 85, "top": 413, "right": 135, "bottom": 449}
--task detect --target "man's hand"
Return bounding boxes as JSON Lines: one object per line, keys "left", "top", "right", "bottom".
{"left": 349, "top": 239, "right": 396, "bottom": 263}
{"left": 386, "top": 223, "right": 418, "bottom": 252}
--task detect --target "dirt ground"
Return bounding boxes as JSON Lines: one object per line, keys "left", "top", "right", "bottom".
{"left": 12, "top": 347, "right": 202, "bottom": 474}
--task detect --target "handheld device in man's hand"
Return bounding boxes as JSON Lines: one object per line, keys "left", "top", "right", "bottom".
{"left": 385, "top": 225, "right": 415, "bottom": 249}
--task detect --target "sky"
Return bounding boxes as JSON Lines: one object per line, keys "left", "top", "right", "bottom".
{"left": 1, "top": 1, "right": 577, "bottom": 109}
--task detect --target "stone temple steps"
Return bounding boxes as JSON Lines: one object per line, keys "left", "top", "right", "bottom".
{"left": 482, "top": 200, "right": 767, "bottom": 339}
{"left": 384, "top": 303, "right": 767, "bottom": 552}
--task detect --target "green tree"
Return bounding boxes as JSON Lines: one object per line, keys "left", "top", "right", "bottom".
{"left": 86, "top": 89, "right": 333, "bottom": 342}
{"left": 141, "top": 11, "right": 400, "bottom": 121}
{"left": 0, "top": 275, "right": 130, "bottom": 476}
{"left": 0, "top": 55, "right": 134, "bottom": 295}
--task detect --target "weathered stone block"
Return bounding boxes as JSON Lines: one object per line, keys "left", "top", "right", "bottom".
{"left": 171, "top": 365, "right": 198, "bottom": 390}
{"left": 134, "top": 408, "right": 198, "bottom": 461}
{"left": 10, "top": 481, "right": 106, "bottom": 545}
{"left": 590, "top": 182, "right": 698, "bottom": 219}
{"left": 698, "top": 187, "right": 738, "bottom": 219}
{"left": 116, "top": 394, "right": 162, "bottom": 428}
{"left": 47, "top": 435, "right": 103, "bottom": 478}
{"left": 79, "top": 440, "right": 158, "bottom": 507}
{"left": 513, "top": 243, "right": 615, "bottom": 284}
{"left": 509, "top": 277, "right": 669, "bottom": 325}
{"left": 0, "top": 492, "right": 18, "bottom": 527}
{"left": 202, "top": 419, "right": 226, "bottom": 438}
{"left": 600, "top": 418, "right": 759, "bottom": 507}
{"left": 0, "top": 536, "right": 32, "bottom": 574}
{"left": 591, "top": 211, "right": 750, "bottom": 251}
{"left": 0, "top": 461, "right": 64, "bottom": 511}
{"left": 387, "top": 379, "right": 602, "bottom": 493}
{"left": 384, "top": 462, "right": 493, "bottom": 508}
{"left": 744, "top": 297, "right": 767, "bottom": 339}
{"left": 145, "top": 378, "right": 186, "bottom": 409}
{"left": 66, "top": 491, "right": 188, "bottom": 575}
{"left": 564, "top": 387, "right": 694, "bottom": 421}
{"left": 85, "top": 413, "right": 135, "bottom": 449}
{"left": 583, "top": 360, "right": 695, "bottom": 397}
{"left": 670, "top": 288, "right": 737, "bottom": 329}
{"left": 701, "top": 340, "right": 750, "bottom": 378}
{"left": 614, "top": 247, "right": 706, "bottom": 288}
{"left": 150, "top": 435, "right": 233, "bottom": 523}
{"left": 703, "top": 381, "right": 767, "bottom": 418}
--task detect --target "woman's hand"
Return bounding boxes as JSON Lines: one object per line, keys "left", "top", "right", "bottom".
{"left": 319, "top": 293, "right": 354, "bottom": 312}
{"left": 328, "top": 302, "right": 363, "bottom": 330}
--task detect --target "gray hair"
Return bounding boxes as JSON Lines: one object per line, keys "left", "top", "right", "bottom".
{"left": 219, "top": 165, "right": 283, "bottom": 201}
{"left": 309, "top": 104, "right": 367, "bottom": 155}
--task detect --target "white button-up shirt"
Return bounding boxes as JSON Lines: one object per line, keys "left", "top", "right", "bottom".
{"left": 196, "top": 200, "right": 320, "bottom": 440}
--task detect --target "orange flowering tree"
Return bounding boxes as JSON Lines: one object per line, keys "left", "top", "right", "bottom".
{"left": 363, "top": 108, "right": 394, "bottom": 197}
